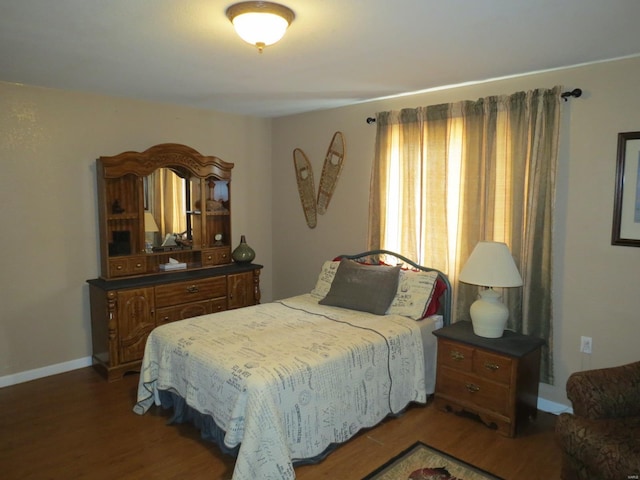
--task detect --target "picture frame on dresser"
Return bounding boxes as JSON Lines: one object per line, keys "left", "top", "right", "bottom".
{"left": 611, "top": 131, "right": 640, "bottom": 247}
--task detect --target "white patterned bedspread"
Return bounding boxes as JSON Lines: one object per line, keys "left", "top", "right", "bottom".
{"left": 134, "top": 294, "right": 428, "bottom": 480}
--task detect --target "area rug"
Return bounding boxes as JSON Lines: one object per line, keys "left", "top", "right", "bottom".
{"left": 362, "top": 441, "right": 504, "bottom": 480}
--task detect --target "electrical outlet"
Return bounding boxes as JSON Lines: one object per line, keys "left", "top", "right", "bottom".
{"left": 580, "top": 336, "right": 592, "bottom": 354}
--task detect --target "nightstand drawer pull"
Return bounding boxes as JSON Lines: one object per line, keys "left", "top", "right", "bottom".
{"left": 465, "top": 383, "right": 480, "bottom": 393}
{"left": 484, "top": 362, "right": 500, "bottom": 371}
{"left": 450, "top": 350, "right": 465, "bottom": 361}
{"left": 186, "top": 285, "right": 199, "bottom": 293}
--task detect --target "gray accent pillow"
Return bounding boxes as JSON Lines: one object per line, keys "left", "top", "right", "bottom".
{"left": 319, "top": 259, "right": 401, "bottom": 315}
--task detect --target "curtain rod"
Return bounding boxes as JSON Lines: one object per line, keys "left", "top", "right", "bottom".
{"left": 365, "top": 88, "right": 582, "bottom": 124}
{"left": 560, "top": 88, "right": 582, "bottom": 101}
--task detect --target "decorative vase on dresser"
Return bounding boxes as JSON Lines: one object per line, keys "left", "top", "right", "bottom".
{"left": 87, "top": 143, "right": 262, "bottom": 381}
{"left": 232, "top": 235, "right": 256, "bottom": 263}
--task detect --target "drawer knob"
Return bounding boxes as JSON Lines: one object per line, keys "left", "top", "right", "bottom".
{"left": 186, "top": 285, "right": 199, "bottom": 293}
{"left": 207, "top": 255, "right": 212, "bottom": 260}
{"left": 484, "top": 361, "right": 500, "bottom": 371}
{"left": 136, "top": 263, "right": 142, "bottom": 268}
{"left": 465, "top": 383, "right": 480, "bottom": 393}
{"left": 116, "top": 265, "right": 123, "bottom": 270}
{"left": 450, "top": 350, "right": 465, "bottom": 361}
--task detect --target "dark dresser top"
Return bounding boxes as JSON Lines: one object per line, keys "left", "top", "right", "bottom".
{"left": 433, "top": 321, "right": 545, "bottom": 358}
{"left": 87, "top": 263, "right": 263, "bottom": 291}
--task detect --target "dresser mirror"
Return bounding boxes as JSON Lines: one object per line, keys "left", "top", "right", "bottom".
{"left": 143, "top": 168, "right": 232, "bottom": 252}
{"left": 143, "top": 168, "right": 190, "bottom": 250}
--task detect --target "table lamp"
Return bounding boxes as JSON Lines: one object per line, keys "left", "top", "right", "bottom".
{"left": 458, "top": 241, "right": 523, "bottom": 338}
{"left": 144, "top": 211, "right": 160, "bottom": 251}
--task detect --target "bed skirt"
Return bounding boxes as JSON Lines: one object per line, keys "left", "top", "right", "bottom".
{"left": 159, "top": 390, "right": 341, "bottom": 466}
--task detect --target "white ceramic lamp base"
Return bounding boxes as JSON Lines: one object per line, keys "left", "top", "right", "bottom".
{"left": 470, "top": 288, "right": 509, "bottom": 338}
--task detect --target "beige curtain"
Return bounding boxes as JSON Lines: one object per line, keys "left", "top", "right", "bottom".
{"left": 368, "top": 86, "right": 562, "bottom": 383}
{"left": 150, "top": 168, "right": 187, "bottom": 238}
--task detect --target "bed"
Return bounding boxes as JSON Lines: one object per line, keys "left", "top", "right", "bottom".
{"left": 134, "top": 250, "right": 451, "bottom": 480}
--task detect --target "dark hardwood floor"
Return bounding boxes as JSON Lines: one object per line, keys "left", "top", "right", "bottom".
{"left": 0, "top": 367, "right": 562, "bottom": 479}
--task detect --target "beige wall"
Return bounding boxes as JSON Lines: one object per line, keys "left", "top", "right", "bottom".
{"left": 3, "top": 57, "right": 640, "bottom": 408}
{"left": 272, "top": 56, "right": 640, "bottom": 407}
{"left": 0, "top": 82, "right": 273, "bottom": 379}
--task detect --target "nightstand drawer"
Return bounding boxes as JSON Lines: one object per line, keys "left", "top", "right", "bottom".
{"left": 473, "top": 350, "right": 513, "bottom": 384}
{"left": 438, "top": 340, "right": 474, "bottom": 371}
{"left": 438, "top": 366, "right": 510, "bottom": 416}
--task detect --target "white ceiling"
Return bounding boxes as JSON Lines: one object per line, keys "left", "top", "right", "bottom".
{"left": 1, "top": 0, "right": 640, "bottom": 118}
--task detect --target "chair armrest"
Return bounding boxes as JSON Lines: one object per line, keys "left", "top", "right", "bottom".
{"left": 566, "top": 361, "right": 640, "bottom": 419}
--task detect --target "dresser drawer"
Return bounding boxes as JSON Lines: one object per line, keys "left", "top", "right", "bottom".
{"left": 211, "top": 297, "right": 227, "bottom": 313}
{"left": 202, "top": 247, "right": 231, "bottom": 266}
{"left": 438, "top": 366, "right": 510, "bottom": 416}
{"left": 156, "top": 299, "right": 213, "bottom": 325}
{"left": 155, "top": 277, "right": 227, "bottom": 308}
{"left": 473, "top": 349, "right": 513, "bottom": 384}
{"left": 109, "top": 256, "right": 147, "bottom": 277}
{"left": 438, "top": 339, "right": 474, "bottom": 371}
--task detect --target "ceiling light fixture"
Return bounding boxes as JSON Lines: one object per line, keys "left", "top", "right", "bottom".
{"left": 226, "top": 1, "right": 295, "bottom": 53}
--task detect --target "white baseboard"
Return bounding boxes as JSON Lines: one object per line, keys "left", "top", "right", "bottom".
{"left": 0, "top": 356, "right": 92, "bottom": 388}
{"left": 537, "top": 396, "right": 573, "bottom": 415}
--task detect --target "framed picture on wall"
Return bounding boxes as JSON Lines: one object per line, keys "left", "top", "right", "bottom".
{"left": 612, "top": 131, "right": 640, "bottom": 247}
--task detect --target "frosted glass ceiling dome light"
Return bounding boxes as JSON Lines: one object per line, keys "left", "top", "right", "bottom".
{"left": 226, "top": 1, "right": 295, "bottom": 53}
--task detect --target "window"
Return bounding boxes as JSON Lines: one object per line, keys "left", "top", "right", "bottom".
{"left": 368, "top": 87, "right": 562, "bottom": 383}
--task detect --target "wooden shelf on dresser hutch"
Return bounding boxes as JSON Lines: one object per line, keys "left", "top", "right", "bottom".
{"left": 87, "top": 143, "right": 262, "bottom": 381}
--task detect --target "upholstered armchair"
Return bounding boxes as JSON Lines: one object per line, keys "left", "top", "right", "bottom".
{"left": 555, "top": 361, "right": 640, "bottom": 480}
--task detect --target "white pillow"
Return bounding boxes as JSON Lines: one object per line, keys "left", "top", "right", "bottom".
{"left": 386, "top": 269, "right": 439, "bottom": 320}
{"left": 310, "top": 260, "right": 340, "bottom": 298}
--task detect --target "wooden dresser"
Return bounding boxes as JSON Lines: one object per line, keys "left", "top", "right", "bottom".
{"left": 433, "top": 321, "right": 544, "bottom": 437}
{"left": 87, "top": 143, "right": 262, "bottom": 381}
{"left": 88, "top": 264, "right": 261, "bottom": 381}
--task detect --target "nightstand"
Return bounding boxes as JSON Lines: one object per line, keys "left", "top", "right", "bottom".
{"left": 432, "top": 321, "right": 544, "bottom": 437}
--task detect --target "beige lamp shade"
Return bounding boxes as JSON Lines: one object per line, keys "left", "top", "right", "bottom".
{"left": 144, "top": 211, "right": 159, "bottom": 232}
{"left": 458, "top": 241, "right": 523, "bottom": 287}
